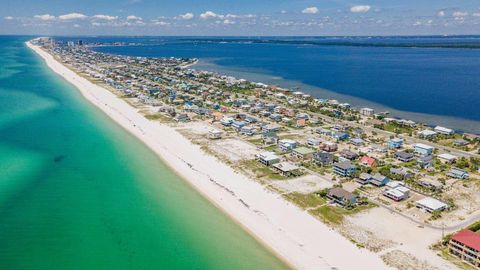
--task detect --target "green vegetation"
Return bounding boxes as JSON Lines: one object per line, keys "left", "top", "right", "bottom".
{"left": 283, "top": 192, "right": 326, "bottom": 209}
{"left": 144, "top": 113, "right": 174, "bottom": 123}
{"left": 240, "top": 160, "right": 287, "bottom": 180}
{"left": 309, "top": 202, "right": 377, "bottom": 225}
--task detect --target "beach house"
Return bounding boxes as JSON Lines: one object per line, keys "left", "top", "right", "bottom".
{"left": 447, "top": 167, "right": 470, "bottom": 179}
{"left": 383, "top": 186, "right": 410, "bottom": 201}
{"left": 448, "top": 230, "right": 480, "bottom": 268}
{"left": 370, "top": 173, "right": 390, "bottom": 187}
{"left": 387, "top": 138, "right": 404, "bottom": 149}
{"left": 434, "top": 126, "right": 454, "bottom": 136}
{"left": 278, "top": 139, "right": 297, "bottom": 152}
{"left": 291, "top": 147, "right": 316, "bottom": 160}
{"left": 208, "top": 129, "right": 222, "bottom": 140}
{"left": 313, "top": 152, "right": 334, "bottom": 166}
{"left": 415, "top": 197, "right": 448, "bottom": 213}
{"left": 333, "top": 161, "right": 356, "bottom": 177}
{"left": 256, "top": 152, "right": 280, "bottom": 166}
{"left": 360, "top": 156, "right": 376, "bottom": 167}
{"left": 395, "top": 151, "right": 414, "bottom": 162}
{"left": 327, "top": 188, "right": 357, "bottom": 206}
{"left": 272, "top": 162, "right": 301, "bottom": 177}
{"left": 413, "top": 143, "right": 434, "bottom": 157}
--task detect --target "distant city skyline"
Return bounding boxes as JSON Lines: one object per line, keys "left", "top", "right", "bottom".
{"left": 2, "top": 0, "right": 480, "bottom": 36}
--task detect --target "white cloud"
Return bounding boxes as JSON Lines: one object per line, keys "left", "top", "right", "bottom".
{"left": 4, "top": 16, "right": 14, "bottom": 20}
{"left": 452, "top": 11, "right": 468, "bottom": 17}
{"left": 223, "top": 19, "right": 235, "bottom": 25}
{"left": 178, "top": 12, "right": 194, "bottom": 20}
{"left": 200, "top": 11, "right": 219, "bottom": 19}
{"left": 34, "top": 14, "right": 56, "bottom": 21}
{"left": 350, "top": 5, "right": 371, "bottom": 13}
{"left": 126, "top": 15, "right": 142, "bottom": 21}
{"left": 302, "top": 7, "right": 319, "bottom": 14}
{"left": 92, "top": 14, "right": 118, "bottom": 20}
{"left": 437, "top": 11, "right": 445, "bottom": 17}
{"left": 154, "top": 21, "right": 170, "bottom": 26}
{"left": 473, "top": 12, "right": 480, "bottom": 17}
{"left": 73, "top": 24, "right": 80, "bottom": 28}
{"left": 58, "top": 13, "right": 87, "bottom": 20}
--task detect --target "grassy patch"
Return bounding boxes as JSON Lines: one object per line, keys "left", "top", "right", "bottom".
{"left": 239, "top": 160, "right": 287, "bottom": 180}
{"left": 309, "top": 202, "right": 377, "bottom": 225}
{"left": 144, "top": 113, "right": 174, "bottom": 123}
{"left": 283, "top": 192, "right": 326, "bottom": 209}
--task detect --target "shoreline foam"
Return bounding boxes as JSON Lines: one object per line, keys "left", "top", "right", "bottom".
{"left": 27, "top": 41, "right": 390, "bottom": 270}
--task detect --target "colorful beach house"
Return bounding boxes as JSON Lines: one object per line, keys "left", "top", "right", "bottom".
{"left": 387, "top": 138, "right": 404, "bottom": 149}
{"left": 448, "top": 230, "right": 480, "bottom": 268}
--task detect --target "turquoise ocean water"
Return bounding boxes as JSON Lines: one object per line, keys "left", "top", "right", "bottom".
{"left": 0, "top": 36, "right": 289, "bottom": 270}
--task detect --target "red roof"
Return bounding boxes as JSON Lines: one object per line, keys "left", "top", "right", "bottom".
{"left": 361, "top": 156, "right": 376, "bottom": 166}
{"left": 452, "top": 230, "right": 480, "bottom": 251}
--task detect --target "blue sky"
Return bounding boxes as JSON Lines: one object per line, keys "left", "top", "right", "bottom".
{"left": 1, "top": 0, "right": 480, "bottom": 36}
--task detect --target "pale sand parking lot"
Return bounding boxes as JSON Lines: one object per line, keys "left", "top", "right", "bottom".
{"left": 29, "top": 41, "right": 391, "bottom": 270}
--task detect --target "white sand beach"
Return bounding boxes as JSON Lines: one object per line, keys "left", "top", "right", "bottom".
{"left": 28, "top": 41, "right": 390, "bottom": 270}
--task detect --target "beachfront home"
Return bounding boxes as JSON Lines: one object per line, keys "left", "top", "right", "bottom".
{"left": 278, "top": 139, "right": 297, "bottom": 152}
{"left": 360, "top": 107, "right": 374, "bottom": 117}
{"left": 208, "top": 129, "right": 222, "bottom": 140}
{"left": 434, "top": 126, "right": 454, "bottom": 136}
{"left": 447, "top": 167, "right": 470, "bottom": 179}
{"left": 388, "top": 138, "right": 404, "bottom": 149}
{"left": 313, "top": 152, "right": 334, "bottom": 166}
{"left": 418, "top": 129, "right": 437, "bottom": 138}
{"left": 291, "top": 147, "right": 316, "bottom": 160}
{"left": 175, "top": 113, "right": 190, "bottom": 122}
{"left": 416, "top": 197, "right": 448, "bottom": 213}
{"left": 256, "top": 152, "right": 280, "bottom": 166}
{"left": 272, "top": 162, "right": 301, "bottom": 177}
{"left": 448, "top": 230, "right": 480, "bottom": 268}
{"left": 413, "top": 143, "right": 434, "bottom": 157}
{"left": 370, "top": 173, "right": 390, "bottom": 187}
{"left": 395, "top": 151, "right": 414, "bottom": 162}
{"left": 327, "top": 188, "right": 357, "bottom": 206}
{"left": 333, "top": 161, "right": 356, "bottom": 177}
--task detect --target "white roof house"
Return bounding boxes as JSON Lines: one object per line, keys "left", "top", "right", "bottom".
{"left": 419, "top": 129, "right": 437, "bottom": 137}
{"left": 416, "top": 197, "right": 448, "bottom": 213}
{"left": 434, "top": 126, "right": 454, "bottom": 135}
{"left": 438, "top": 153, "right": 458, "bottom": 163}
